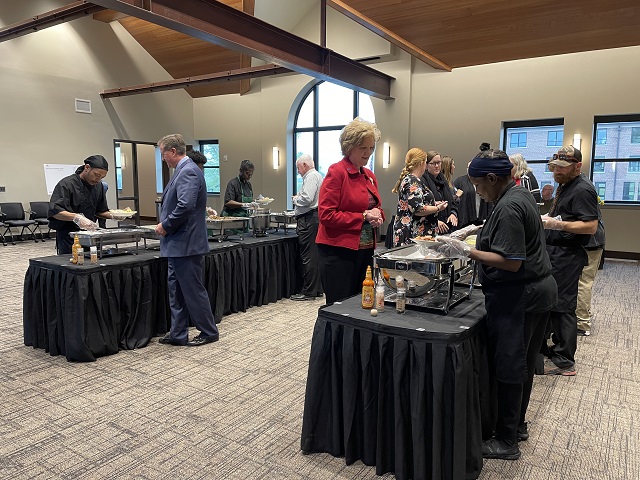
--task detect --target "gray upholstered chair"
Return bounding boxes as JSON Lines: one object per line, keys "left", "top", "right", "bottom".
{"left": 29, "top": 201, "right": 52, "bottom": 240}
{"left": 0, "top": 202, "right": 39, "bottom": 244}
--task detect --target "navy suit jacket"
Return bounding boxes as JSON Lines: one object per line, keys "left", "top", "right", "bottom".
{"left": 159, "top": 157, "right": 209, "bottom": 257}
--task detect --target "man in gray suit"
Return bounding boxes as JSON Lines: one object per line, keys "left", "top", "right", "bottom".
{"left": 155, "top": 134, "right": 219, "bottom": 347}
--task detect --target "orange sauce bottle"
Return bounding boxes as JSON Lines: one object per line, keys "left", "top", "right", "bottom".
{"left": 361, "top": 265, "right": 375, "bottom": 309}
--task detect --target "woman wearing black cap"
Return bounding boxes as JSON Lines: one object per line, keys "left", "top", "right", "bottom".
{"left": 48, "top": 155, "right": 112, "bottom": 254}
{"left": 437, "top": 147, "right": 557, "bottom": 460}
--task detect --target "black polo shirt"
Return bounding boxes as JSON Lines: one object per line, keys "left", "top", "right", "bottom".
{"left": 545, "top": 174, "right": 599, "bottom": 248}
{"left": 477, "top": 184, "right": 551, "bottom": 285}
{"left": 223, "top": 176, "right": 253, "bottom": 213}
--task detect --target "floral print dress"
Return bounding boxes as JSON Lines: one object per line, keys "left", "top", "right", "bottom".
{"left": 392, "top": 174, "right": 437, "bottom": 247}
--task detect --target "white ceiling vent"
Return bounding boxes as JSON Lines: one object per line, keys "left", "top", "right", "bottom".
{"left": 75, "top": 98, "right": 92, "bottom": 114}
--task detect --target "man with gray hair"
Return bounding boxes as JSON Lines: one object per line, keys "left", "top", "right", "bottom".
{"left": 290, "top": 154, "right": 324, "bottom": 300}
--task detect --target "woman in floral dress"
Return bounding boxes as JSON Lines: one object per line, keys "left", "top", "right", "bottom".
{"left": 391, "top": 148, "right": 448, "bottom": 247}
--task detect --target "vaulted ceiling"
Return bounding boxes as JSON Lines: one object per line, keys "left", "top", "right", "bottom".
{"left": 7, "top": 0, "right": 640, "bottom": 99}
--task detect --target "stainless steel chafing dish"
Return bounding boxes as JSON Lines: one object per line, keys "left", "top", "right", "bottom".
{"left": 206, "top": 217, "right": 250, "bottom": 241}
{"left": 70, "top": 227, "right": 148, "bottom": 258}
{"left": 270, "top": 211, "right": 296, "bottom": 234}
{"left": 373, "top": 243, "right": 476, "bottom": 314}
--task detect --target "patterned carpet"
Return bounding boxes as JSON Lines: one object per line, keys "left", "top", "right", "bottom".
{"left": 0, "top": 240, "right": 638, "bottom": 479}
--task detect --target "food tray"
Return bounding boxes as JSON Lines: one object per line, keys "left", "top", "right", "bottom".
{"left": 70, "top": 228, "right": 147, "bottom": 257}
{"left": 109, "top": 209, "right": 137, "bottom": 218}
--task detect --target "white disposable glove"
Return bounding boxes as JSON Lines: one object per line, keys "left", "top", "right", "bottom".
{"left": 450, "top": 223, "right": 481, "bottom": 241}
{"left": 435, "top": 236, "right": 471, "bottom": 259}
{"left": 73, "top": 213, "right": 97, "bottom": 231}
{"left": 541, "top": 214, "right": 563, "bottom": 231}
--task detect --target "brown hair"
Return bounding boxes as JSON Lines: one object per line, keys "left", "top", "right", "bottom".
{"left": 441, "top": 155, "right": 454, "bottom": 187}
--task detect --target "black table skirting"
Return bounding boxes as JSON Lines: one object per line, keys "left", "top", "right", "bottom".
{"left": 300, "top": 293, "right": 489, "bottom": 480}
{"left": 24, "top": 233, "right": 300, "bottom": 362}
{"left": 230, "top": 233, "right": 302, "bottom": 308}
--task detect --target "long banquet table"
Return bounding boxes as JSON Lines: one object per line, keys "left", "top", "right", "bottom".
{"left": 23, "top": 232, "right": 301, "bottom": 361}
{"left": 300, "top": 293, "right": 489, "bottom": 480}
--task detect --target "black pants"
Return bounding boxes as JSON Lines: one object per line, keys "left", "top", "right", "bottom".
{"left": 55, "top": 230, "right": 75, "bottom": 255}
{"left": 543, "top": 245, "right": 586, "bottom": 368}
{"left": 317, "top": 243, "right": 374, "bottom": 305}
{"left": 296, "top": 211, "right": 322, "bottom": 297}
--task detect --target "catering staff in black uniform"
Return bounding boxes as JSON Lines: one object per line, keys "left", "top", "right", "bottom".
{"left": 421, "top": 150, "right": 458, "bottom": 233}
{"left": 222, "top": 160, "right": 255, "bottom": 217}
{"left": 540, "top": 146, "right": 598, "bottom": 376}
{"left": 437, "top": 147, "right": 557, "bottom": 461}
{"left": 48, "top": 155, "right": 112, "bottom": 255}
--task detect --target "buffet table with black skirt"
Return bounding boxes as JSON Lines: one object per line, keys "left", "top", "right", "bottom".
{"left": 229, "top": 232, "right": 302, "bottom": 308}
{"left": 300, "top": 293, "right": 489, "bottom": 480}
{"left": 23, "top": 233, "right": 301, "bottom": 362}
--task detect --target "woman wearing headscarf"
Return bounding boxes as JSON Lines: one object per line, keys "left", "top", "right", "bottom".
{"left": 437, "top": 147, "right": 557, "bottom": 461}
{"left": 316, "top": 117, "right": 384, "bottom": 304}
{"left": 421, "top": 151, "right": 458, "bottom": 233}
{"left": 391, "top": 147, "right": 447, "bottom": 246}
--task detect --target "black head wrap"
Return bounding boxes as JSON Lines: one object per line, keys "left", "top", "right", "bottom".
{"left": 468, "top": 150, "right": 513, "bottom": 178}
{"left": 84, "top": 155, "right": 109, "bottom": 171}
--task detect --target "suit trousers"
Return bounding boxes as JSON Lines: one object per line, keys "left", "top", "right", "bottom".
{"left": 296, "top": 211, "right": 322, "bottom": 297}
{"left": 167, "top": 255, "right": 218, "bottom": 342}
{"left": 575, "top": 248, "right": 604, "bottom": 330}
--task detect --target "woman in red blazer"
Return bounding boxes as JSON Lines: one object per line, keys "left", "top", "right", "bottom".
{"left": 316, "top": 118, "right": 385, "bottom": 304}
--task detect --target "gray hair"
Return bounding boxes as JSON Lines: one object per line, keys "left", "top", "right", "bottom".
{"left": 339, "top": 117, "right": 381, "bottom": 156}
{"left": 296, "top": 154, "right": 314, "bottom": 168}
{"left": 158, "top": 133, "right": 186, "bottom": 155}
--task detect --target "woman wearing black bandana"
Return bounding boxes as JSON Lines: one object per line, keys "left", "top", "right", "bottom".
{"left": 436, "top": 147, "right": 557, "bottom": 460}
{"left": 421, "top": 150, "right": 458, "bottom": 233}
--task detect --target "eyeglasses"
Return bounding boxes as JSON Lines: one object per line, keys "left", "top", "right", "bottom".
{"left": 551, "top": 154, "right": 578, "bottom": 162}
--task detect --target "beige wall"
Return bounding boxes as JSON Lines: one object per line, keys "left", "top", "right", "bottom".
{"left": 0, "top": 2, "right": 193, "bottom": 214}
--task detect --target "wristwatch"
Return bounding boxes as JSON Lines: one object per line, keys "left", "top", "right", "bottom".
{"left": 363, "top": 211, "right": 367, "bottom": 221}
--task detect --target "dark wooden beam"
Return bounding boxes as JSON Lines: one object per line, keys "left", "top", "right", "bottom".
{"left": 100, "top": 64, "right": 292, "bottom": 98}
{"left": 327, "top": 0, "right": 451, "bottom": 72}
{"left": 0, "top": 1, "right": 105, "bottom": 42}
{"left": 89, "top": 0, "right": 394, "bottom": 99}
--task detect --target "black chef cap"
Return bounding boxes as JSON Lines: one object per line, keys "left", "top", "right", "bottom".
{"left": 84, "top": 155, "right": 109, "bottom": 171}
{"left": 468, "top": 149, "right": 513, "bottom": 178}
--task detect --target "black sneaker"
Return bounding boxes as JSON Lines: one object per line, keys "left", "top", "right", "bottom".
{"left": 482, "top": 438, "right": 521, "bottom": 460}
{"left": 517, "top": 423, "right": 529, "bottom": 441}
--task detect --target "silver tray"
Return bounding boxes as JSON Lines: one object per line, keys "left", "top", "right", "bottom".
{"left": 206, "top": 217, "right": 250, "bottom": 241}
{"left": 70, "top": 228, "right": 147, "bottom": 257}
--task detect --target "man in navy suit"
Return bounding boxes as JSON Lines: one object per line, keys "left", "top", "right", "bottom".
{"left": 155, "top": 134, "right": 219, "bottom": 347}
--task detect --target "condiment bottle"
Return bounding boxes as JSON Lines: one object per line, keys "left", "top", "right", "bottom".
{"left": 375, "top": 284, "right": 385, "bottom": 312}
{"left": 71, "top": 234, "right": 81, "bottom": 264}
{"left": 77, "top": 247, "right": 85, "bottom": 265}
{"left": 396, "top": 287, "right": 406, "bottom": 314}
{"left": 90, "top": 246, "right": 98, "bottom": 264}
{"left": 361, "top": 265, "right": 375, "bottom": 309}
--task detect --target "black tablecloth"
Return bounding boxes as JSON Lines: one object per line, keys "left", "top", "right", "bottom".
{"left": 300, "top": 293, "right": 488, "bottom": 480}
{"left": 23, "top": 251, "right": 170, "bottom": 362}
{"left": 23, "top": 234, "right": 301, "bottom": 361}
{"left": 229, "top": 232, "right": 301, "bottom": 308}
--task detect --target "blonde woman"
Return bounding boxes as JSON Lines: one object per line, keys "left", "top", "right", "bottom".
{"left": 509, "top": 153, "right": 541, "bottom": 203}
{"left": 391, "top": 148, "right": 447, "bottom": 246}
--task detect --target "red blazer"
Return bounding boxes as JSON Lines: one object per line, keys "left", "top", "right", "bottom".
{"left": 316, "top": 157, "right": 384, "bottom": 250}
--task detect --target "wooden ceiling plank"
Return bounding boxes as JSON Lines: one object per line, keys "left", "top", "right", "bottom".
{"left": 89, "top": 0, "right": 393, "bottom": 99}
{"left": 327, "top": 0, "right": 451, "bottom": 71}
{"left": 100, "top": 63, "right": 291, "bottom": 98}
{"left": 0, "top": 1, "right": 105, "bottom": 42}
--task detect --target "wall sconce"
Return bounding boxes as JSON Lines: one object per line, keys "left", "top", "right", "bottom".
{"left": 272, "top": 146, "right": 279, "bottom": 170}
{"left": 382, "top": 142, "right": 390, "bottom": 169}
{"left": 573, "top": 133, "right": 582, "bottom": 150}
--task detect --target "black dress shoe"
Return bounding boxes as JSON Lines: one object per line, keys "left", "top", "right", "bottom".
{"left": 290, "top": 294, "right": 314, "bottom": 301}
{"left": 187, "top": 334, "right": 219, "bottom": 347}
{"left": 482, "top": 438, "right": 521, "bottom": 460}
{"left": 158, "top": 334, "right": 187, "bottom": 346}
{"left": 517, "top": 423, "right": 529, "bottom": 441}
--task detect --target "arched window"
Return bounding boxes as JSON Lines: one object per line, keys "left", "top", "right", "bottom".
{"left": 292, "top": 81, "right": 375, "bottom": 193}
